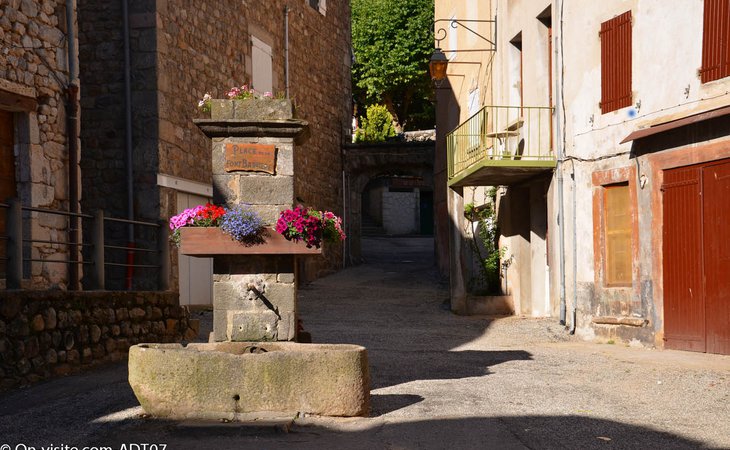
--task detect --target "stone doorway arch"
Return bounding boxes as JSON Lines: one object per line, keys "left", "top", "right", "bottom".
{"left": 342, "top": 141, "right": 435, "bottom": 264}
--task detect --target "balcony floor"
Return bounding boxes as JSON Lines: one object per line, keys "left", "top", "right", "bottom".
{"left": 448, "top": 159, "right": 556, "bottom": 187}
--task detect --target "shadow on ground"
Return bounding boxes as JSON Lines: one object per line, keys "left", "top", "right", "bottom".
{"left": 88, "top": 415, "right": 708, "bottom": 450}
{"left": 300, "top": 237, "right": 534, "bottom": 389}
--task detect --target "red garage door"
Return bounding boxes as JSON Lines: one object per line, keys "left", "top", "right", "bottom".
{"left": 663, "top": 159, "right": 730, "bottom": 355}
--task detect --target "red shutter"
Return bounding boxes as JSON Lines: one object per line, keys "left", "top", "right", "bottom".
{"left": 600, "top": 11, "right": 632, "bottom": 114}
{"left": 700, "top": 0, "right": 730, "bottom": 83}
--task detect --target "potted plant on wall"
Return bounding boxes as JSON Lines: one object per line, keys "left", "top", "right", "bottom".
{"left": 171, "top": 203, "right": 321, "bottom": 256}
{"left": 170, "top": 203, "right": 345, "bottom": 256}
{"left": 276, "top": 205, "right": 346, "bottom": 249}
{"left": 198, "top": 84, "right": 293, "bottom": 121}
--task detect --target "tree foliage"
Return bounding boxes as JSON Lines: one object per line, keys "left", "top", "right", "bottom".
{"left": 351, "top": 0, "right": 434, "bottom": 131}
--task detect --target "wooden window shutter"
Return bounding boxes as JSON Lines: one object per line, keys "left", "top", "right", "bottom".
{"left": 600, "top": 11, "right": 632, "bottom": 114}
{"left": 604, "top": 184, "right": 632, "bottom": 286}
{"left": 700, "top": 0, "right": 730, "bottom": 83}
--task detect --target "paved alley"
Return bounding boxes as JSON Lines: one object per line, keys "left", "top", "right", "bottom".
{"left": 0, "top": 237, "right": 728, "bottom": 449}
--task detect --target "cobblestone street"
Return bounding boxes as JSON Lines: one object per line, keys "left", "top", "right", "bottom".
{"left": 1, "top": 237, "right": 728, "bottom": 449}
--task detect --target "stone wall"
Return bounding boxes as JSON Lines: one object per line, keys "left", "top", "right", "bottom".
{"left": 0, "top": 290, "right": 197, "bottom": 391}
{"left": 287, "top": 3, "right": 352, "bottom": 280}
{"left": 383, "top": 191, "right": 420, "bottom": 235}
{"left": 77, "top": 0, "right": 160, "bottom": 290}
{"left": 1, "top": 0, "right": 79, "bottom": 288}
{"left": 212, "top": 255, "right": 297, "bottom": 343}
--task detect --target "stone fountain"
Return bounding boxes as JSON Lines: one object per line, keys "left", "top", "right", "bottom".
{"left": 128, "top": 99, "right": 370, "bottom": 419}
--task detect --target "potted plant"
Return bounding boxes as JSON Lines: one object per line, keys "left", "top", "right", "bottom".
{"left": 276, "top": 205, "right": 346, "bottom": 249}
{"left": 198, "top": 85, "right": 293, "bottom": 121}
{"left": 170, "top": 203, "right": 321, "bottom": 256}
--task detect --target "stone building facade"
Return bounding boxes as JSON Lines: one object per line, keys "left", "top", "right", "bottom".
{"left": 438, "top": 0, "right": 730, "bottom": 355}
{"left": 1, "top": 0, "right": 80, "bottom": 289}
{"left": 78, "top": 1, "right": 352, "bottom": 293}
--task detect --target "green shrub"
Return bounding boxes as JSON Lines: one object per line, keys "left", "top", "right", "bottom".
{"left": 465, "top": 197, "right": 506, "bottom": 294}
{"left": 354, "top": 104, "right": 396, "bottom": 143}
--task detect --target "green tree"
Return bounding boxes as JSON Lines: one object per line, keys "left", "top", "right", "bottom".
{"left": 354, "top": 104, "right": 396, "bottom": 143}
{"left": 352, "top": 0, "right": 434, "bottom": 132}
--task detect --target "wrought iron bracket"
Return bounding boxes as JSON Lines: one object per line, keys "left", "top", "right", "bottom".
{"left": 434, "top": 18, "right": 497, "bottom": 53}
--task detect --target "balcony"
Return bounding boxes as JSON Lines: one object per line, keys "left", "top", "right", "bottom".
{"left": 447, "top": 105, "right": 556, "bottom": 187}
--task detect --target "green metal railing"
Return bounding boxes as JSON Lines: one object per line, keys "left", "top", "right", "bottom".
{"left": 447, "top": 105, "right": 556, "bottom": 180}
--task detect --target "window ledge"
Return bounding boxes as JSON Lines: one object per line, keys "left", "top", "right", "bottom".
{"left": 592, "top": 316, "right": 648, "bottom": 327}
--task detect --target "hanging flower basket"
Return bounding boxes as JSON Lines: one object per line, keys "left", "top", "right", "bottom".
{"left": 179, "top": 227, "right": 321, "bottom": 257}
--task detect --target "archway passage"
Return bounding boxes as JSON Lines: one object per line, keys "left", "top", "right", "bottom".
{"left": 361, "top": 176, "right": 433, "bottom": 237}
{"left": 342, "top": 141, "right": 436, "bottom": 265}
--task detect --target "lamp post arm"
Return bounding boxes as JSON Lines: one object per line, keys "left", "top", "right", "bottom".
{"left": 434, "top": 18, "right": 497, "bottom": 51}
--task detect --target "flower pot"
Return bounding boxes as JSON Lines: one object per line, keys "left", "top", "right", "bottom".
{"left": 179, "top": 227, "right": 321, "bottom": 257}
{"left": 210, "top": 99, "right": 293, "bottom": 121}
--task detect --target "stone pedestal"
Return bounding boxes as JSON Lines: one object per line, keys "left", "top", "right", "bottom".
{"left": 193, "top": 101, "right": 310, "bottom": 342}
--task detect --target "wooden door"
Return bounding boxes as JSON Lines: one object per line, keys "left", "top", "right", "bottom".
{"left": 0, "top": 110, "right": 15, "bottom": 275}
{"left": 662, "top": 166, "right": 705, "bottom": 352}
{"left": 663, "top": 159, "right": 730, "bottom": 355}
{"left": 702, "top": 160, "right": 730, "bottom": 354}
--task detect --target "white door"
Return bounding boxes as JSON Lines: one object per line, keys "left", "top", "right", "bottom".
{"left": 251, "top": 36, "right": 273, "bottom": 94}
{"left": 176, "top": 192, "right": 213, "bottom": 306}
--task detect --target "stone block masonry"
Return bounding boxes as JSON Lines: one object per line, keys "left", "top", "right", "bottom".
{"left": 383, "top": 191, "right": 420, "bottom": 235}
{"left": 0, "top": 290, "right": 197, "bottom": 392}
{"left": 196, "top": 110, "right": 304, "bottom": 343}
{"left": 212, "top": 255, "right": 297, "bottom": 342}
{"left": 1, "top": 1, "right": 80, "bottom": 289}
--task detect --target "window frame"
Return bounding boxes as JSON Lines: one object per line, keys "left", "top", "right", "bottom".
{"left": 603, "top": 183, "right": 632, "bottom": 287}
{"left": 592, "top": 167, "right": 638, "bottom": 289}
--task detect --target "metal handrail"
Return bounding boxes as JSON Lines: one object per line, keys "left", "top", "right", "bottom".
{"left": 105, "top": 262, "right": 160, "bottom": 269}
{"left": 447, "top": 105, "right": 556, "bottom": 179}
{"left": 104, "top": 216, "right": 160, "bottom": 227}
{"left": 104, "top": 244, "right": 158, "bottom": 253}
{"left": 1, "top": 198, "right": 169, "bottom": 291}
{"left": 21, "top": 205, "right": 93, "bottom": 219}
{"left": 23, "top": 238, "right": 93, "bottom": 247}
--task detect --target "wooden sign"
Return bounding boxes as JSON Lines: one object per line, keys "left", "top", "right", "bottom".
{"left": 225, "top": 143, "right": 276, "bottom": 174}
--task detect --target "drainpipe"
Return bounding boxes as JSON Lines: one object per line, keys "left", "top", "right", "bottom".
{"left": 571, "top": 161, "right": 578, "bottom": 334}
{"left": 66, "top": 0, "right": 77, "bottom": 81}
{"left": 66, "top": 0, "right": 80, "bottom": 290}
{"left": 555, "top": 0, "right": 567, "bottom": 325}
{"left": 122, "top": 0, "right": 135, "bottom": 289}
{"left": 284, "top": 6, "right": 290, "bottom": 99}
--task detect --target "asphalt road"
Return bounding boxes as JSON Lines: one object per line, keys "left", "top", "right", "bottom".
{"left": 0, "top": 237, "right": 728, "bottom": 449}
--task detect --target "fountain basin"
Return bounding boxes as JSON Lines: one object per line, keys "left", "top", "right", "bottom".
{"left": 128, "top": 342, "right": 370, "bottom": 419}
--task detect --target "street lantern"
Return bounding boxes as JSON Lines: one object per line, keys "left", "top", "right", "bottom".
{"left": 429, "top": 48, "right": 448, "bottom": 83}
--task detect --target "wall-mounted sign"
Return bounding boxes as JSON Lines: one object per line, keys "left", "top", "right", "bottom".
{"left": 225, "top": 143, "right": 276, "bottom": 174}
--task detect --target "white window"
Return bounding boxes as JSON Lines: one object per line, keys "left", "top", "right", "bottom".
{"left": 251, "top": 36, "right": 273, "bottom": 94}
{"left": 308, "top": 0, "right": 326, "bottom": 15}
